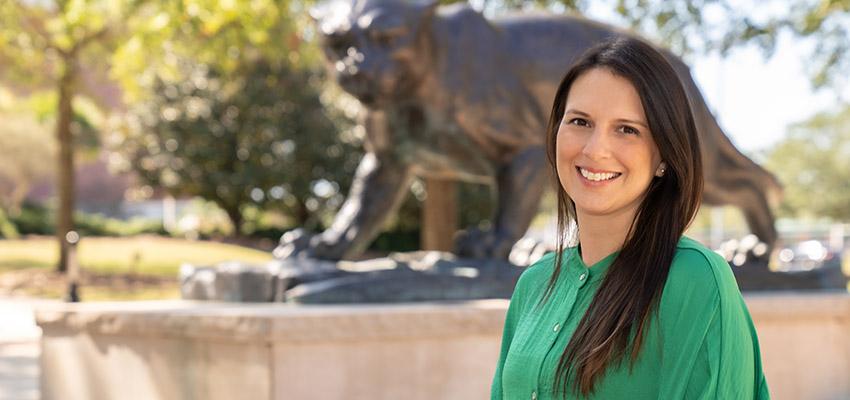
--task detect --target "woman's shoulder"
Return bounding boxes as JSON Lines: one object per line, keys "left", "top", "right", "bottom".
{"left": 664, "top": 236, "right": 741, "bottom": 303}
{"left": 517, "top": 250, "right": 557, "bottom": 284}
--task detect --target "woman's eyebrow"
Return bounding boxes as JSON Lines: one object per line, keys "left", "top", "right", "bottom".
{"left": 616, "top": 118, "right": 648, "bottom": 129}
{"left": 564, "top": 109, "right": 589, "bottom": 117}
{"left": 566, "top": 109, "right": 648, "bottom": 129}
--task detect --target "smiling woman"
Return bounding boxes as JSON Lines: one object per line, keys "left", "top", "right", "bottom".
{"left": 491, "top": 36, "right": 769, "bottom": 399}
{"left": 555, "top": 68, "right": 664, "bottom": 252}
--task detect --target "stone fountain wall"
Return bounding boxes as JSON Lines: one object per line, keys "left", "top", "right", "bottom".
{"left": 37, "top": 292, "right": 850, "bottom": 400}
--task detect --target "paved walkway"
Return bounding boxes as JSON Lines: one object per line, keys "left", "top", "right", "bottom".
{"left": 0, "top": 295, "right": 56, "bottom": 400}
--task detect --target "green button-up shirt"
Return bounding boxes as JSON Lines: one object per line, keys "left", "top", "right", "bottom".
{"left": 492, "top": 236, "right": 769, "bottom": 399}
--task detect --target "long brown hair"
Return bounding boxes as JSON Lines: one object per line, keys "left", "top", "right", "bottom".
{"left": 542, "top": 36, "right": 704, "bottom": 396}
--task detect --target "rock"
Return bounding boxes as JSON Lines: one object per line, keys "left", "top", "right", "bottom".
{"left": 179, "top": 261, "right": 277, "bottom": 302}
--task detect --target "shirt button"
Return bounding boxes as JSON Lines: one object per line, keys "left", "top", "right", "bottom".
{"left": 554, "top": 324, "right": 560, "bottom": 332}
{"left": 579, "top": 273, "right": 586, "bottom": 281}
{"left": 532, "top": 391, "right": 537, "bottom": 400}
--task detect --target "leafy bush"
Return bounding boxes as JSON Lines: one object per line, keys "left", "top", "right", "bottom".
{"left": 0, "top": 208, "right": 20, "bottom": 239}
{"left": 4, "top": 202, "right": 166, "bottom": 237}
{"left": 9, "top": 203, "right": 54, "bottom": 235}
{"left": 74, "top": 212, "right": 167, "bottom": 237}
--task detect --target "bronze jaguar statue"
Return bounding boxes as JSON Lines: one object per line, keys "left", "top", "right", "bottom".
{"left": 275, "top": 0, "right": 781, "bottom": 261}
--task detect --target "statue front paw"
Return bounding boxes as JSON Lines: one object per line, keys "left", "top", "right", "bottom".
{"left": 273, "top": 228, "right": 316, "bottom": 259}
{"left": 273, "top": 228, "right": 348, "bottom": 261}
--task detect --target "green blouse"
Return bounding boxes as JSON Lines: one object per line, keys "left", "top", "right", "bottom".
{"left": 491, "top": 236, "right": 769, "bottom": 399}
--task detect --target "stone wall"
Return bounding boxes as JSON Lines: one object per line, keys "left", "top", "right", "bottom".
{"left": 37, "top": 292, "right": 850, "bottom": 400}
{"left": 746, "top": 292, "right": 850, "bottom": 399}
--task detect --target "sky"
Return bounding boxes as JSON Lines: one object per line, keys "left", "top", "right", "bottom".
{"left": 689, "top": 35, "right": 848, "bottom": 154}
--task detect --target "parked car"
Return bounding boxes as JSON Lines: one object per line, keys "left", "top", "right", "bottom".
{"left": 776, "top": 240, "right": 833, "bottom": 272}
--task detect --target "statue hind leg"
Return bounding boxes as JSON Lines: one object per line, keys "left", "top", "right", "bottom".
{"left": 703, "top": 175, "right": 779, "bottom": 255}
{"left": 455, "top": 145, "right": 549, "bottom": 259}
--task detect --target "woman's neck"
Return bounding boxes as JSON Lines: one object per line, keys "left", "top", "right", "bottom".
{"left": 576, "top": 210, "right": 635, "bottom": 266}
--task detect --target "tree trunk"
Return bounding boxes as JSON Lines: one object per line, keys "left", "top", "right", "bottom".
{"left": 421, "top": 178, "right": 457, "bottom": 252}
{"left": 56, "top": 55, "right": 78, "bottom": 273}
{"left": 224, "top": 203, "right": 244, "bottom": 237}
{"left": 294, "top": 199, "right": 311, "bottom": 228}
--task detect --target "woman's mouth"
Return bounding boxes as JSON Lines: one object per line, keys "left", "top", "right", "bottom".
{"left": 578, "top": 167, "right": 621, "bottom": 182}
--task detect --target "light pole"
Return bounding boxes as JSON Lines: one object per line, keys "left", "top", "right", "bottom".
{"left": 65, "top": 230, "right": 80, "bottom": 302}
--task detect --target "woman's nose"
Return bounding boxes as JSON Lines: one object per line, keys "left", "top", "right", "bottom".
{"left": 581, "top": 130, "right": 611, "bottom": 160}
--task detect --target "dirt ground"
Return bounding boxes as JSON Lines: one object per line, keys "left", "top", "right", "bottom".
{"left": 0, "top": 268, "right": 179, "bottom": 300}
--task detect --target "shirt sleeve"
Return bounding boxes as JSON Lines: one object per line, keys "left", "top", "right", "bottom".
{"left": 657, "top": 248, "right": 769, "bottom": 400}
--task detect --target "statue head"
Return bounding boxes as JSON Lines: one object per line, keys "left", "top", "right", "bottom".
{"left": 311, "top": 0, "right": 439, "bottom": 108}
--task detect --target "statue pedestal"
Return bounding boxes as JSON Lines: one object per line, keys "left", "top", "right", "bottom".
{"left": 36, "top": 292, "right": 850, "bottom": 400}
{"left": 36, "top": 300, "right": 507, "bottom": 400}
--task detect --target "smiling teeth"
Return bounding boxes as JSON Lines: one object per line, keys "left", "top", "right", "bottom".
{"left": 579, "top": 168, "right": 620, "bottom": 181}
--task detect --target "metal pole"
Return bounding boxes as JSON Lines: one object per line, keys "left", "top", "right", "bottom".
{"left": 65, "top": 230, "right": 80, "bottom": 302}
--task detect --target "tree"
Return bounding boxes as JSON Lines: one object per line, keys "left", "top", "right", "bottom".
{"left": 762, "top": 104, "right": 850, "bottom": 220}
{"left": 0, "top": 0, "right": 154, "bottom": 272}
{"left": 0, "top": 111, "right": 56, "bottom": 214}
{"left": 107, "top": 59, "right": 359, "bottom": 235}
{"left": 0, "top": 0, "right": 320, "bottom": 269}
{"left": 100, "top": 0, "right": 358, "bottom": 234}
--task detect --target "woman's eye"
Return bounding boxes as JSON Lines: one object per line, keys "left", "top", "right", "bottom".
{"left": 621, "top": 125, "right": 640, "bottom": 135}
{"left": 568, "top": 118, "right": 589, "bottom": 127}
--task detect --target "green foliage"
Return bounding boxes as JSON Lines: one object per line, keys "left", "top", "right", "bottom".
{"left": 5, "top": 202, "right": 166, "bottom": 237}
{"left": 110, "top": 0, "right": 322, "bottom": 103}
{"left": 8, "top": 203, "right": 55, "bottom": 236}
{"left": 0, "top": 208, "right": 21, "bottom": 239}
{"left": 0, "top": 109, "right": 55, "bottom": 212}
{"left": 74, "top": 213, "right": 167, "bottom": 237}
{"left": 108, "top": 59, "right": 359, "bottom": 234}
{"left": 762, "top": 104, "right": 850, "bottom": 220}
{"left": 0, "top": 0, "right": 144, "bottom": 85}
{"left": 20, "top": 91, "right": 104, "bottom": 156}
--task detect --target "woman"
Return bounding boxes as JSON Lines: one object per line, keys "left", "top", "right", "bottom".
{"left": 491, "top": 36, "right": 769, "bottom": 399}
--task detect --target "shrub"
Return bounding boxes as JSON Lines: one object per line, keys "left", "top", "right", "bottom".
{"left": 0, "top": 208, "right": 20, "bottom": 239}
{"left": 9, "top": 203, "right": 54, "bottom": 235}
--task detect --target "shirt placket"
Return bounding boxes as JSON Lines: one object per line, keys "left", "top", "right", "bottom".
{"left": 533, "top": 252, "right": 591, "bottom": 399}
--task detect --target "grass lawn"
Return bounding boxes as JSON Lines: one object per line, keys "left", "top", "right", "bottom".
{"left": 0, "top": 235, "right": 274, "bottom": 301}
{"left": 0, "top": 235, "right": 273, "bottom": 275}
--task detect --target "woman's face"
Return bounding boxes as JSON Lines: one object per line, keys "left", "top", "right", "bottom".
{"left": 555, "top": 68, "right": 664, "bottom": 221}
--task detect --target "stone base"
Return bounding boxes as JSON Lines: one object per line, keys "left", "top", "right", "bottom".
{"left": 37, "top": 293, "right": 850, "bottom": 400}
{"left": 36, "top": 300, "right": 507, "bottom": 400}
{"left": 733, "top": 258, "right": 848, "bottom": 291}
{"left": 181, "top": 247, "right": 849, "bottom": 304}
{"left": 180, "top": 252, "right": 526, "bottom": 303}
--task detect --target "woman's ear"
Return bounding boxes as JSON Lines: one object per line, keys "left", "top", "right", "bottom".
{"left": 655, "top": 162, "right": 667, "bottom": 177}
